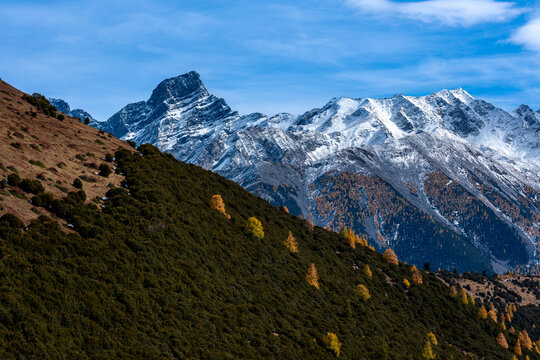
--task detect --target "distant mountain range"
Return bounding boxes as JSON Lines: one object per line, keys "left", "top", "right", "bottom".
{"left": 55, "top": 71, "right": 540, "bottom": 273}
{"left": 49, "top": 98, "right": 98, "bottom": 126}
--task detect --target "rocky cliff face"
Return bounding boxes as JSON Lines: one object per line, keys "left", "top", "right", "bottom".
{"left": 96, "top": 71, "right": 540, "bottom": 273}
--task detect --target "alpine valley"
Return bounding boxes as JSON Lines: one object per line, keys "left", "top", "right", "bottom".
{"left": 58, "top": 71, "right": 540, "bottom": 274}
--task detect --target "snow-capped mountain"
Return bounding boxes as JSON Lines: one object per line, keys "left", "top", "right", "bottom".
{"left": 97, "top": 71, "right": 540, "bottom": 274}
{"left": 49, "top": 98, "right": 98, "bottom": 126}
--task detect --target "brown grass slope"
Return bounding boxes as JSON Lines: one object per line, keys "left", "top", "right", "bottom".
{"left": 0, "top": 78, "right": 131, "bottom": 224}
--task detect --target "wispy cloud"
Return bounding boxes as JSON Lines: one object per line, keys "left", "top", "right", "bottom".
{"left": 510, "top": 16, "right": 540, "bottom": 52}
{"left": 344, "top": 0, "right": 524, "bottom": 26}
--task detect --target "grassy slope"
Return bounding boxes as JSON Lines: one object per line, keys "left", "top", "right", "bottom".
{"left": 0, "top": 79, "right": 130, "bottom": 224}
{"left": 0, "top": 142, "right": 527, "bottom": 359}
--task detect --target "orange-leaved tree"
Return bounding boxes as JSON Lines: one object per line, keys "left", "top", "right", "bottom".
{"left": 382, "top": 249, "right": 398, "bottom": 264}
{"left": 478, "top": 305, "right": 488, "bottom": 320}
{"left": 496, "top": 333, "right": 508, "bottom": 349}
{"left": 284, "top": 231, "right": 298, "bottom": 253}
{"left": 209, "top": 194, "right": 231, "bottom": 219}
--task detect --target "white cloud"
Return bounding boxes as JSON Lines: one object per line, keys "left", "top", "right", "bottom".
{"left": 345, "top": 0, "right": 524, "bottom": 26}
{"left": 510, "top": 17, "right": 540, "bottom": 52}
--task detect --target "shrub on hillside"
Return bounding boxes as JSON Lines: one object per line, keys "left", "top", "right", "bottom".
{"left": 31, "top": 193, "right": 54, "bottom": 208}
{"left": 19, "top": 179, "right": 44, "bottom": 195}
{"left": 7, "top": 173, "right": 21, "bottom": 186}
{"left": 0, "top": 213, "right": 24, "bottom": 229}
{"left": 99, "top": 164, "right": 112, "bottom": 177}
{"left": 73, "top": 178, "right": 83, "bottom": 189}
{"left": 22, "top": 93, "right": 57, "bottom": 117}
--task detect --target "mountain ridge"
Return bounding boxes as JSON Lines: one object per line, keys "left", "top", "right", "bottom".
{"left": 58, "top": 72, "right": 540, "bottom": 273}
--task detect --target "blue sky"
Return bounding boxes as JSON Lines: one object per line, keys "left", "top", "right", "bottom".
{"left": 1, "top": 0, "right": 539, "bottom": 120}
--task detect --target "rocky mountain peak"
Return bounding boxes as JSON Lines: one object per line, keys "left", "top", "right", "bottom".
{"left": 147, "top": 71, "right": 207, "bottom": 106}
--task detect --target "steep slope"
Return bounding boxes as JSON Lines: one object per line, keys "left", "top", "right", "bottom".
{"left": 96, "top": 72, "right": 540, "bottom": 274}
{"left": 0, "top": 142, "right": 531, "bottom": 359}
{"left": 0, "top": 80, "right": 131, "bottom": 224}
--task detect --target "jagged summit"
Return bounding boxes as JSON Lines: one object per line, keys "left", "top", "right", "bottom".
{"left": 147, "top": 71, "right": 207, "bottom": 106}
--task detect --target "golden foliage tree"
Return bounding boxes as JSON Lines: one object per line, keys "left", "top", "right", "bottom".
{"left": 487, "top": 309, "right": 497, "bottom": 323}
{"left": 346, "top": 228, "right": 356, "bottom": 249}
{"left": 306, "top": 263, "right": 320, "bottom": 289}
{"left": 284, "top": 231, "right": 298, "bottom": 253}
{"left": 363, "top": 264, "right": 372, "bottom": 279}
{"left": 478, "top": 305, "right": 488, "bottom": 319}
{"left": 209, "top": 194, "right": 230, "bottom": 219}
{"left": 355, "top": 284, "right": 371, "bottom": 301}
{"left": 412, "top": 270, "right": 423, "bottom": 284}
{"left": 519, "top": 330, "right": 533, "bottom": 351}
{"left": 459, "top": 288, "right": 468, "bottom": 305}
{"left": 426, "top": 332, "right": 438, "bottom": 346}
{"left": 382, "top": 249, "right": 398, "bottom": 265}
{"left": 356, "top": 234, "right": 368, "bottom": 247}
{"left": 322, "top": 332, "right": 342, "bottom": 357}
{"left": 449, "top": 286, "right": 457, "bottom": 298}
{"left": 403, "top": 278, "right": 411, "bottom": 289}
{"left": 244, "top": 217, "right": 264, "bottom": 239}
{"left": 422, "top": 340, "right": 436, "bottom": 360}
{"left": 514, "top": 339, "right": 522, "bottom": 356}
{"left": 496, "top": 333, "right": 508, "bottom": 349}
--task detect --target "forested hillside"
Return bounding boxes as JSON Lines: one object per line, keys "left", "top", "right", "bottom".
{"left": 0, "top": 80, "right": 538, "bottom": 359}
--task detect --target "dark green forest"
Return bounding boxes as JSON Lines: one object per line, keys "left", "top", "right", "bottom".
{"left": 0, "top": 144, "right": 533, "bottom": 359}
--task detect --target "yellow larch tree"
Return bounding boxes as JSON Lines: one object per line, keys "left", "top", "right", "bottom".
{"left": 346, "top": 228, "right": 356, "bottom": 249}
{"left": 496, "top": 333, "right": 508, "bottom": 349}
{"left": 322, "top": 332, "right": 342, "bottom": 357}
{"left": 514, "top": 339, "right": 522, "bottom": 356}
{"left": 244, "top": 217, "right": 264, "bottom": 239}
{"left": 459, "top": 288, "right": 469, "bottom": 305}
{"left": 412, "top": 270, "right": 423, "bottom": 284}
{"left": 363, "top": 264, "right": 372, "bottom": 279}
{"left": 403, "top": 278, "right": 411, "bottom": 289}
{"left": 421, "top": 340, "right": 436, "bottom": 360}
{"left": 449, "top": 286, "right": 458, "bottom": 298}
{"left": 519, "top": 330, "right": 533, "bottom": 351}
{"left": 306, "top": 263, "right": 320, "bottom": 289}
{"left": 355, "top": 284, "right": 371, "bottom": 301}
{"left": 284, "top": 231, "right": 298, "bottom": 253}
{"left": 426, "top": 332, "right": 438, "bottom": 346}
{"left": 478, "top": 305, "right": 488, "bottom": 320}
{"left": 487, "top": 309, "right": 497, "bottom": 323}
